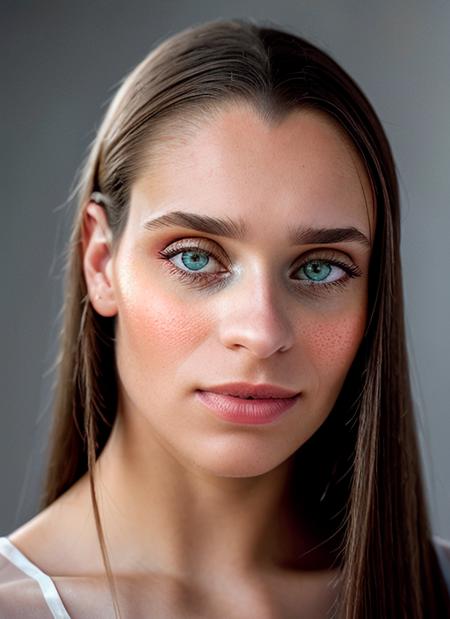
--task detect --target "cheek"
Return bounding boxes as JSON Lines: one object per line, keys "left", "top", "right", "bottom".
{"left": 116, "top": 271, "right": 211, "bottom": 363}
{"left": 302, "top": 308, "right": 366, "bottom": 374}
{"left": 133, "top": 296, "right": 207, "bottom": 349}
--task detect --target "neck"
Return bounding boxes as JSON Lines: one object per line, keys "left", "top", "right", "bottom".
{"left": 72, "top": 409, "right": 332, "bottom": 585}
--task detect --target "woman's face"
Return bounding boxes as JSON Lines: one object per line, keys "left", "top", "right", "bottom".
{"left": 89, "top": 104, "right": 374, "bottom": 478}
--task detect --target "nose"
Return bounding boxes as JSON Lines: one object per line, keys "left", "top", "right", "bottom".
{"left": 217, "top": 271, "right": 295, "bottom": 359}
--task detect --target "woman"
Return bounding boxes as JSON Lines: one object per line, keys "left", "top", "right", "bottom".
{"left": 0, "top": 17, "right": 449, "bottom": 619}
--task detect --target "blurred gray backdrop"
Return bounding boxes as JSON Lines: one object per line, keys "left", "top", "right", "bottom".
{"left": 1, "top": 0, "right": 449, "bottom": 539}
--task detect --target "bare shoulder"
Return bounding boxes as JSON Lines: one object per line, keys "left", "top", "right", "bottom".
{"left": 0, "top": 557, "right": 55, "bottom": 618}
{"left": 6, "top": 505, "right": 70, "bottom": 575}
{"left": 6, "top": 474, "right": 95, "bottom": 577}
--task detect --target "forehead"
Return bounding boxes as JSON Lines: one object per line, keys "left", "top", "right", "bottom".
{"left": 131, "top": 103, "right": 375, "bottom": 241}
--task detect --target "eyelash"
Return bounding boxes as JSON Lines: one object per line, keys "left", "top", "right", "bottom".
{"left": 157, "top": 239, "right": 362, "bottom": 294}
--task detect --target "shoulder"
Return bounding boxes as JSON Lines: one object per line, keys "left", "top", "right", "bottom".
{"left": 0, "top": 552, "right": 54, "bottom": 618}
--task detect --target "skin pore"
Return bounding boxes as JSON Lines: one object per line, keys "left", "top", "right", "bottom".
{"left": 10, "top": 104, "right": 374, "bottom": 618}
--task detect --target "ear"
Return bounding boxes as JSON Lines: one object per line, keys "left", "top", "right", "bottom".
{"left": 81, "top": 201, "right": 118, "bottom": 317}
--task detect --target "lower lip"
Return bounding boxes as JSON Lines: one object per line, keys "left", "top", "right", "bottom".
{"left": 195, "top": 390, "right": 300, "bottom": 425}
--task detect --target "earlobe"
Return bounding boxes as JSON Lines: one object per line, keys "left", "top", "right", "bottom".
{"left": 81, "top": 201, "right": 118, "bottom": 317}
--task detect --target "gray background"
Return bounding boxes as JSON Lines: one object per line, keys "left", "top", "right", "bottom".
{"left": 1, "top": 1, "right": 449, "bottom": 540}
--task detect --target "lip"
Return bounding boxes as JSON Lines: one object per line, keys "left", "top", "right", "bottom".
{"left": 195, "top": 390, "right": 300, "bottom": 425}
{"left": 199, "top": 382, "right": 300, "bottom": 399}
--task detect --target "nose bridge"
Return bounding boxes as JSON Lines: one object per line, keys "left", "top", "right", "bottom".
{"left": 217, "top": 261, "right": 296, "bottom": 358}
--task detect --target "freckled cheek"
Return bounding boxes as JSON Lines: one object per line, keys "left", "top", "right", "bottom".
{"left": 300, "top": 308, "right": 367, "bottom": 372}
{"left": 114, "top": 272, "right": 211, "bottom": 363}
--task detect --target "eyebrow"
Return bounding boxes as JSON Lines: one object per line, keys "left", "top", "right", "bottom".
{"left": 142, "top": 211, "right": 371, "bottom": 248}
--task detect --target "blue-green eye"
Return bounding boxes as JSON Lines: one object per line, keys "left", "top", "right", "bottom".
{"left": 180, "top": 250, "right": 210, "bottom": 272}
{"left": 300, "top": 260, "right": 332, "bottom": 282}
{"left": 163, "top": 247, "right": 222, "bottom": 276}
{"left": 158, "top": 240, "right": 362, "bottom": 292}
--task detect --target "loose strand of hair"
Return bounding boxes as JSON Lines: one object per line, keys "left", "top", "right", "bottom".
{"left": 81, "top": 303, "right": 123, "bottom": 619}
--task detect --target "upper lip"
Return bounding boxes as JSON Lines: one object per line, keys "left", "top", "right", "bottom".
{"left": 199, "top": 382, "right": 300, "bottom": 399}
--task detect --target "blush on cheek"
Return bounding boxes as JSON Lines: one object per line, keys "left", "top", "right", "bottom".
{"left": 120, "top": 287, "right": 212, "bottom": 356}
{"left": 303, "top": 310, "right": 367, "bottom": 370}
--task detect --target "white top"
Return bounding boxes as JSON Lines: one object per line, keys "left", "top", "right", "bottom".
{"left": 0, "top": 536, "right": 71, "bottom": 618}
{"left": 0, "top": 534, "right": 449, "bottom": 617}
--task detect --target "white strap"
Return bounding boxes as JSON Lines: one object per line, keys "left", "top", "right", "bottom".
{"left": 0, "top": 536, "right": 71, "bottom": 619}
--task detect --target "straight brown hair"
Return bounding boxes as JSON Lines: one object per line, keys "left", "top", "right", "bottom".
{"left": 40, "top": 18, "right": 450, "bottom": 618}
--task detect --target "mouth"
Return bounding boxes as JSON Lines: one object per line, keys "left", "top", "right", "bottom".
{"left": 215, "top": 394, "right": 293, "bottom": 401}
{"left": 198, "top": 382, "right": 300, "bottom": 400}
{"left": 195, "top": 390, "right": 300, "bottom": 425}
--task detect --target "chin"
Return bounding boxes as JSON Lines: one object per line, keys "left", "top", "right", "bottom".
{"left": 187, "top": 436, "right": 299, "bottom": 479}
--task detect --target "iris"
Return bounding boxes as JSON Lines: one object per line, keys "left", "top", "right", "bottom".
{"left": 181, "top": 251, "right": 209, "bottom": 271}
{"left": 302, "top": 261, "right": 332, "bottom": 282}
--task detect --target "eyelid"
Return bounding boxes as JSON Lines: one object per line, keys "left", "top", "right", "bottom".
{"left": 160, "top": 236, "right": 358, "bottom": 268}
{"left": 295, "top": 247, "right": 357, "bottom": 267}
{"left": 159, "top": 237, "right": 230, "bottom": 267}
